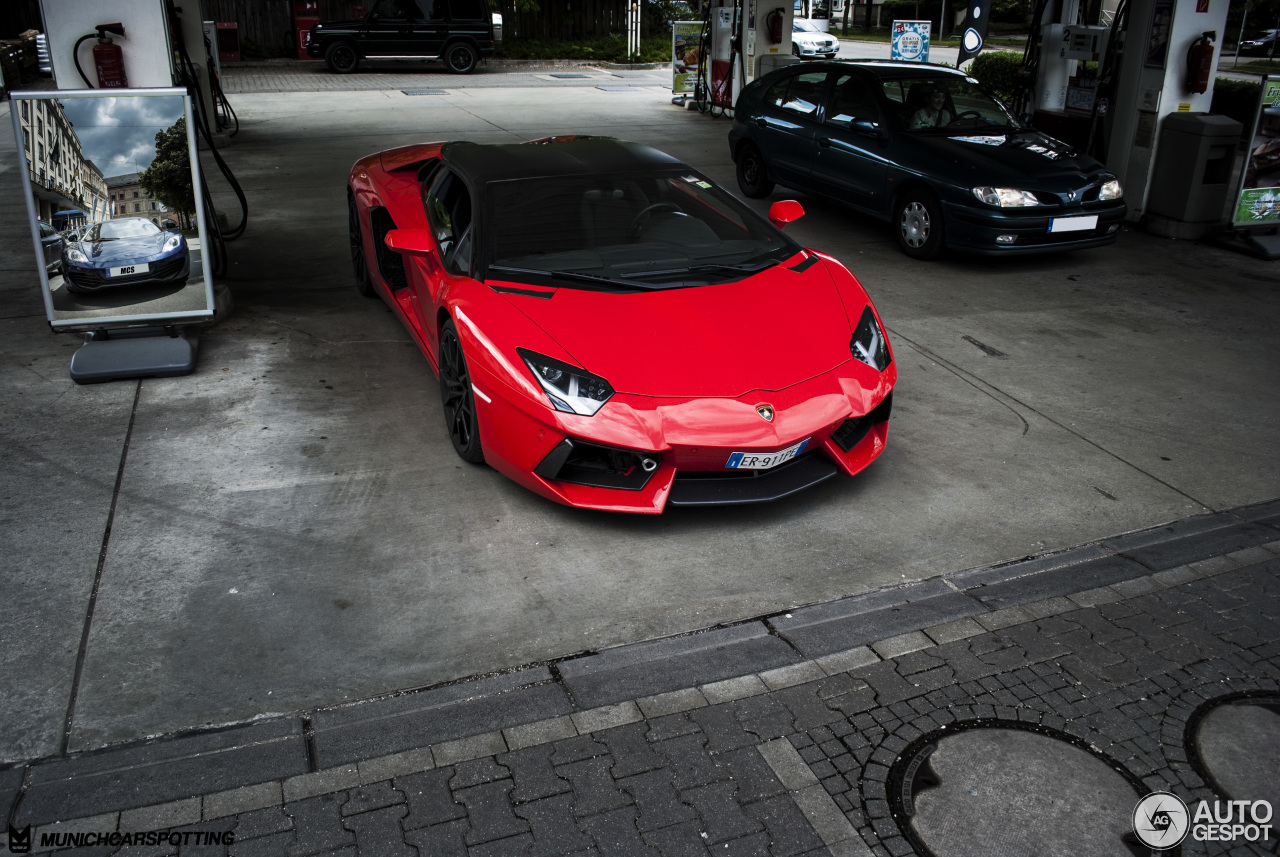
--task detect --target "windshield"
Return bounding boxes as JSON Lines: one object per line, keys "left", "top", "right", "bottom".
{"left": 86, "top": 219, "right": 162, "bottom": 240}
{"left": 484, "top": 170, "right": 798, "bottom": 289}
{"left": 794, "top": 20, "right": 821, "bottom": 32}
{"left": 881, "top": 77, "right": 1021, "bottom": 133}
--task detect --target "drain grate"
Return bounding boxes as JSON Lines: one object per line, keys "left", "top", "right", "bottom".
{"left": 595, "top": 85, "right": 645, "bottom": 92}
{"left": 548, "top": 73, "right": 591, "bottom": 79}
{"left": 401, "top": 89, "right": 449, "bottom": 96}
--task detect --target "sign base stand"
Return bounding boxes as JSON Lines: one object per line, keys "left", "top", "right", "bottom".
{"left": 70, "top": 327, "right": 200, "bottom": 384}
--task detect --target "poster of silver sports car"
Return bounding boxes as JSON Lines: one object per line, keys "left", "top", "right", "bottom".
{"left": 10, "top": 88, "right": 215, "bottom": 329}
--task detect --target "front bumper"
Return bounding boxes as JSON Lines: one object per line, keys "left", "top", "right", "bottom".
{"left": 795, "top": 44, "right": 839, "bottom": 58}
{"left": 942, "top": 199, "right": 1128, "bottom": 255}
{"left": 469, "top": 357, "right": 895, "bottom": 514}
{"left": 63, "top": 249, "right": 190, "bottom": 292}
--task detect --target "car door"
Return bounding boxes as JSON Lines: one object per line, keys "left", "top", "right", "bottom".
{"left": 809, "top": 70, "right": 892, "bottom": 215}
{"left": 411, "top": 0, "right": 447, "bottom": 57}
{"left": 750, "top": 69, "right": 830, "bottom": 187}
{"left": 363, "top": 0, "right": 415, "bottom": 55}
{"left": 417, "top": 166, "right": 475, "bottom": 353}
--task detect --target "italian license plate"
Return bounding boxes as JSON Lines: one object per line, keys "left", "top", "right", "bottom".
{"left": 108, "top": 263, "right": 149, "bottom": 278}
{"left": 1047, "top": 215, "right": 1098, "bottom": 233}
{"left": 725, "top": 438, "right": 809, "bottom": 470}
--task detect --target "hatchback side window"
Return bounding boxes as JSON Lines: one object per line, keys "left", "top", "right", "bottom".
{"left": 826, "top": 74, "right": 881, "bottom": 128}
{"left": 763, "top": 71, "right": 826, "bottom": 117}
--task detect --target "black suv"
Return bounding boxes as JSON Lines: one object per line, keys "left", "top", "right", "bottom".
{"left": 307, "top": 0, "right": 500, "bottom": 74}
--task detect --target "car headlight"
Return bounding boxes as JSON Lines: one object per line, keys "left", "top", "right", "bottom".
{"left": 518, "top": 349, "right": 614, "bottom": 416}
{"left": 66, "top": 247, "right": 88, "bottom": 263}
{"left": 162, "top": 234, "right": 182, "bottom": 252}
{"left": 1099, "top": 179, "right": 1123, "bottom": 200}
{"left": 972, "top": 187, "right": 1040, "bottom": 207}
{"left": 850, "top": 306, "right": 890, "bottom": 372}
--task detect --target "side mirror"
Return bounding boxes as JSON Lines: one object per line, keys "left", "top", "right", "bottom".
{"left": 768, "top": 200, "right": 804, "bottom": 228}
{"left": 851, "top": 119, "right": 883, "bottom": 136}
{"left": 384, "top": 228, "right": 437, "bottom": 256}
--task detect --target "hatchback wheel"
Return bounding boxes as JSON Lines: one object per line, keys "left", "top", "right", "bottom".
{"left": 445, "top": 42, "right": 478, "bottom": 74}
{"left": 439, "top": 320, "right": 485, "bottom": 463}
{"left": 896, "top": 189, "right": 944, "bottom": 260}
{"left": 736, "top": 143, "right": 775, "bottom": 198}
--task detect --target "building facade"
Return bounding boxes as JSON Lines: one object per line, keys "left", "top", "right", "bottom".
{"left": 15, "top": 97, "right": 107, "bottom": 229}
{"left": 106, "top": 172, "right": 172, "bottom": 227}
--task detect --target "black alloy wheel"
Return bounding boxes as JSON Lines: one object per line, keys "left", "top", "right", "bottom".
{"left": 736, "top": 143, "right": 775, "bottom": 198}
{"left": 348, "top": 194, "right": 376, "bottom": 297}
{"left": 325, "top": 42, "right": 359, "bottom": 73}
{"left": 896, "top": 188, "right": 945, "bottom": 260}
{"left": 439, "top": 320, "right": 485, "bottom": 463}
{"left": 444, "top": 42, "right": 478, "bottom": 74}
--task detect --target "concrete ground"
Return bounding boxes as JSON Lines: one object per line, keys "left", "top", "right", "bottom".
{"left": 1, "top": 65, "right": 1278, "bottom": 787}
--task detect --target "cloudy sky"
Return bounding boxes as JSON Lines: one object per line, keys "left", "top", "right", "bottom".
{"left": 56, "top": 94, "right": 186, "bottom": 180}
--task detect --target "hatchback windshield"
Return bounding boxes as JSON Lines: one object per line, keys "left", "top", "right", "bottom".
{"left": 881, "top": 77, "right": 1020, "bottom": 133}
{"left": 86, "top": 219, "right": 163, "bottom": 240}
{"left": 485, "top": 171, "right": 797, "bottom": 288}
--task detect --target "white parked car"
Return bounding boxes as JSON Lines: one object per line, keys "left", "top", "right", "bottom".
{"left": 792, "top": 19, "right": 839, "bottom": 59}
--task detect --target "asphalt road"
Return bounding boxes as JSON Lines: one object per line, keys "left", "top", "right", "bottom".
{"left": 1, "top": 73, "right": 1277, "bottom": 765}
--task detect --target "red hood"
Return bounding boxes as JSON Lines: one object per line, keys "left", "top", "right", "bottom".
{"left": 497, "top": 263, "right": 855, "bottom": 398}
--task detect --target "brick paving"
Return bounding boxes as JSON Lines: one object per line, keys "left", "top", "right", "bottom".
{"left": 5, "top": 504, "right": 1280, "bottom": 856}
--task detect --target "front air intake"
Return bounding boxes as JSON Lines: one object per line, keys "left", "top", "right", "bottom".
{"left": 831, "top": 393, "right": 893, "bottom": 453}
{"left": 534, "top": 439, "right": 660, "bottom": 490}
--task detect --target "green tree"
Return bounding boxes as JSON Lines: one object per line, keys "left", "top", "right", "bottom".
{"left": 139, "top": 117, "right": 195, "bottom": 227}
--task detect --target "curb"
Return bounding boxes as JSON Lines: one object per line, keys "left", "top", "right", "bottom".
{"left": 5, "top": 498, "right": 1279, "bottom": 830}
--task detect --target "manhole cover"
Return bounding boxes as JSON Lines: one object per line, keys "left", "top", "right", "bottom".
{"left": 401, "top": 89, "right": 448, "bottom": 96}
{"left": 1193, "top": 697, "right": 1280, "bottom": 812}
{"left": 892, "top": 727, "right": 1142, "bottom": 857}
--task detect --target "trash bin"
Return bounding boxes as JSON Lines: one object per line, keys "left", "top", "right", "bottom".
{"left": 1146, "top": 112, "right": 1242, "bottom": 224}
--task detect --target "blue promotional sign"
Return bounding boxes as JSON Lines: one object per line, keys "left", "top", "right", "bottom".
{"left": 892, "top": 21, "right": 931, "bottom": 62}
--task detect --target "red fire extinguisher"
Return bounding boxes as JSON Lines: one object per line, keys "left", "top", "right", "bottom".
{"left": 74, "top": 23, "right": 129, "bottom": 89}
{"left": 1185, "top": 31, "right": 1215, "bottom": 94}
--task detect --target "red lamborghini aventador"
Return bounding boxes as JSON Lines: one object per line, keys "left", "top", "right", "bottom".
{"left": 348, "top": 137, "right": 896, "bottom": 513}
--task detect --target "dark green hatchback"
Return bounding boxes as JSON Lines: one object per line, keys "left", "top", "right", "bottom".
{"left": 729, "top": 60, "right": 1127, "bottom": 259}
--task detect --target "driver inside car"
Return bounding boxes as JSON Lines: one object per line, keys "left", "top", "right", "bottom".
{"left": 911, "top": 87, "right": 952, "bottom": 128}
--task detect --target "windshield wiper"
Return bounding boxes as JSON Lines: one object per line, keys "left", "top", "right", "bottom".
{"left": 488, "top": 264, "right": 648, "bottom": 291}
{"left": 620, "top": 260, "right": 775, "bottom": 280}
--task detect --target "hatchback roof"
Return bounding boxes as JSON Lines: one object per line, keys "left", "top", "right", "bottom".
{"left": 441, "top": 137, "right": 685, "bottom": 185}
{"left": 778, "top": 59, "right": 970, "bottom": 80}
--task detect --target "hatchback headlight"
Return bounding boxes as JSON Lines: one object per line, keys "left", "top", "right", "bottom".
{"left": 1099, "top": 179, "right": 1123, "bottom": 200}
{"left": 850, "top": 307, "right": 890, "bottom": 372}
{"left": 518, "top": 349, "right": 614, "bottom": 416}
{"left": 972, "top": 187, "right": 1040, "bottom": 207}
{"left": 162, "top": 234, "right": 182, "bottom": 252}
{"left": 66, "top": 247, "right": 88, "bottom": 263}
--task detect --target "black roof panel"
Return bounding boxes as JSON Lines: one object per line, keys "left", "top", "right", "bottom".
{"left": 441, "top": 137, "right": 686, "bottom": 185}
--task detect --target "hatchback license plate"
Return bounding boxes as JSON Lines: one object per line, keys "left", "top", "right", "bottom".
{"left": 108, "top": 263, "right": 149, "bottom": 278}
{"left": 1047, "top": 215, "right": 1097, "bottom": 233}
{"left": 726, "top": 438, "right": 809, "bottom": 470}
